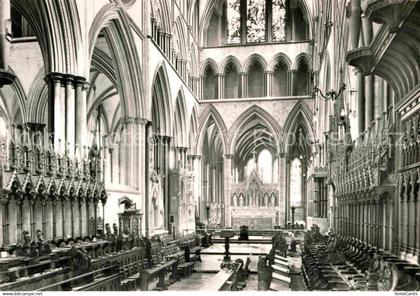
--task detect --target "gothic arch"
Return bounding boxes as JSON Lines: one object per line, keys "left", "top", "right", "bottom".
{"left": 189, "top": 105, "right": 199, "bottom": 153}
{"left": 268, "top": 53, "right": 292, "bottom": 71}
{"left": 227, "top": 105, "right": 284, "bottom": 154}
{"left": 173, "top": 17, "right": 188, "bottom": 59}
{"left": 219, "top": 55, "right": 243, "bottom": 74}
{"left": 91, "top": 49, "right": 118, "bottom": 89}
{"left": 151, "top": 63, "right": 173, "bottom": 136}
{"left": 200, "top": 58, "right": 219, "bottom": 76}
{"left": 7, "top": 69, "right": 28, "bottom": 123}
{"left": 292, "top": 52, "right": 313, "bottom": 71}
{"left": 88, "top": 3, "right": 145, "bottom": 119}
{"left": 173, "top": 88, "right": 188, "bottom": 147}
{"left": 27, "top": 68, "right": 48, "bottom": 124}
{"left": 197, "top": 105, "right": 228, "bottom": 155}
{"left": 283, "top": 100, "right": 314, "bottom": 154}
{"left": 11, "top": 0, "right": 83, "bottom": 75}
{"left": 199, "top": 0, "right": 223, "bottom": 46}
{"left": 0, "top": 71, "right": 28, "bottom": 125}
{"left": 150, "top": 0, "right": 171, "bottom": 33}
{"left": 296, "top": 0, "right": 313, "bottom": 39}
{"left": 243, "top": 54, "right": 268, "bottom": 73}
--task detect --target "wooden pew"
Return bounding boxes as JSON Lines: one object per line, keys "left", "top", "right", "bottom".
{"left": 139, "top": 259, "right": 178, "bottom": 291}
{"left": 199, "top": 262, "right": 242, "bottom": 291}
{"left": 37, "top": 264, "right": 120, "bottom": 291}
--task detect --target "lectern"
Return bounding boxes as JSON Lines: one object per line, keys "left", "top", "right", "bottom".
{"left": 220, "top": 230, "right": 235, "bottom": 262}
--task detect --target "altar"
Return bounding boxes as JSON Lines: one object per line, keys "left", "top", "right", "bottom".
{"left": 231, "top": 207, "right": 277, "bottom": 229}
{"left": 230, "top": 168, "right": 279, "bottom": 229}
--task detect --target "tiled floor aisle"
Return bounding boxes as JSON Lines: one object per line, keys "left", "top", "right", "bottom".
{"left": 165, "top": 242, "right": 307, "bottom": 291}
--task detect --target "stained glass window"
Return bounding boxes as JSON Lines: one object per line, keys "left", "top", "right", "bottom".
{"left": 272, "top": 0, "right": 286, "bottom": 41}
{"left": 227, "top": 0, "right": 241, "bottom": 44}
{"left": 247, "top": 0, "right": 266, "bottom": 43}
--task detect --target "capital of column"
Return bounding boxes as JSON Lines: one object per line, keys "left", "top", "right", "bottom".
{"left": 287, "top": 69, "right": 298, "bottom": 73}
{"left": 74, "top": 76, "right": 87, "bottom": 87}
{"left": 224, "top": 154, "right": 233, "bottom": 160}
{"left": 63, "top": 74, "right": 75, "bottom": 86}
{"left": 123, "top": 117, "right": 149, "bottom": 126}
{"left": 265, "top": 70, "right": 274, "bottom": 75}
{"left": 188, "top": 154, "right": 202, "bottom": 161}
{"left": 45, "top": 72, "right": 65, "bottom": 84}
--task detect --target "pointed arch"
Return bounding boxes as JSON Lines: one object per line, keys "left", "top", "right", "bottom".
{"left": 11, "top": 0, "right": 83, "bottom": 75}
{"left": 7, "top": 68, "right": 28, "bottom": 123}
{"left": 219, "top": 55, "right": 243, "bottom": 73}
{"left": 200, "top": 58, "right": 219, "bottom": 76}
{"left": 173, "top": 16, "right": 188, "bottom": 59}
{"left": 189, "top": 104, "right": 199, "bottom": 154}
{"left": 243, "top": 54, "right": 268, "bottom": 72}
{"left": 88, "top": 3, "right": 145, "bottom": 119}
{"left": 283, "top": 100, "right": 314, "bottom": 154}
{"left": 173, "top": 87, "right": 188, "bottom": 147}
{"left": 292, "top": 52, "right": 313, "bottom": 71}
{"left": 27, "top": 68, "right": 49, "bottom": 124}
{"left": 197, "top": 105, "right": 228, "bottom": 154}
{"left": 227, "top": 105, "right": 284, "bottom": 155}
{"left": 151, "top": 63, "right": 173, "bottom": 136}
{"left": 268, "top": 53, "right": 292, "bottom": 71}
{"left": 150, "top": 0, "right": 171, "bottom": 33}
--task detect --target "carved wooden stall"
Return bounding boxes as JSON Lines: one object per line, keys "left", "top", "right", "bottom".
{"left": 330, "top": 106, "right": 395, "bottom": 251}
{"left": 0, "top": 134, "right": 107, "bottom": 250}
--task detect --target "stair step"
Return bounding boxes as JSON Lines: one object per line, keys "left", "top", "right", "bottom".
{"left": 272, "top": 272, "right": 291, "bottom": 283}
{"left": 274, "top": 259, "right": 289, "bottom": 266}
{"left": 274, "top": 255, "right": 288, "bottom": 262}
{"left": 272, "top": 264, "right": 289, "bottom": 274}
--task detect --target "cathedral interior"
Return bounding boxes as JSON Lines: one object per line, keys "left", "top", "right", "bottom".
{"left": 0, "top": 0, "right": 419, "bottom": 292}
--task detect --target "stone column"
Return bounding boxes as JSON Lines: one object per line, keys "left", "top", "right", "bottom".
{"left": 46, "top": 73, "right": 64, "bottom": 152}
{"left": 278, "top": 153, "right": 286, "bottom": 227}
{"left": 223, "top": 154, "right": 233, "bottom": 227}
{"left": 287, "top": 70, "right": 297, "bottom": 96}
{"left": 240, "top": 72, "right": 247, "bottom": 98}
{"left": 365, "top": 75, "right": 374, "bottom": 129}
{"left": 64, "top": 75, "right": 75, "bottom": 156}
{"left": 0, "top": 0, "right": 10, "bottom": 70}
{"left": 164, "top": 137, "right": 171, "bottom": 230}
{"left": 356, "top": 69, "right": 365, "bottom": 135}
{"left": 349, "top": 0, "right": 361, "bottom": 50}
{"left": 265, "top": 70, "right": 273, "bottom": 97}
{"left": 218, "top": 74, "right": 224, "bottom": 99}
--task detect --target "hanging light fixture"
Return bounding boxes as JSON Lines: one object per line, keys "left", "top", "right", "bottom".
{"left": 313, "top": 83, "right": 346, "bottom": 101}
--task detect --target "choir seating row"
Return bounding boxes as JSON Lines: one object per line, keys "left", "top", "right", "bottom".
{"left": 302, "top": 232, "right": 420, "bottom": 291}
{"left": 0, "top": 232, "right": 206, "bottom": 291}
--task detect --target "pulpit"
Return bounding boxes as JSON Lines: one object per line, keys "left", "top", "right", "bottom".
{"left": 118, "top": 196, "right": 143, "bottom": 235}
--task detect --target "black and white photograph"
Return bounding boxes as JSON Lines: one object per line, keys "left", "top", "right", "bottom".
{"left": 0, "top": 0, "right": 419, "bottom": 293}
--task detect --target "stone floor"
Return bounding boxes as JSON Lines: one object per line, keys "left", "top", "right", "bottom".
{"left": 163, "top": 242, "right": 307, "bottom": 291}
